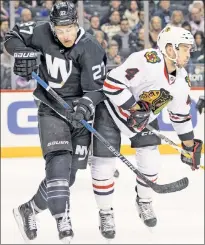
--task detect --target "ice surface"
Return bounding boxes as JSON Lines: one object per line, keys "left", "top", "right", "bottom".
{"left": 1, "top": 155, "right": 204, "bottom": 244}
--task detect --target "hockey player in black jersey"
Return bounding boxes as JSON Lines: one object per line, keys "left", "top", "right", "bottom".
{"left": 4, "top": 1, "right": 107, "bottom": 243}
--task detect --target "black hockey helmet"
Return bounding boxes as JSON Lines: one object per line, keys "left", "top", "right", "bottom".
{"left": 50, "top": 1, "right": 78, "bottom": 26}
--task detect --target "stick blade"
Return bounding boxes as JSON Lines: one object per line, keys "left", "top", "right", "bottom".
{"left": 151, "top": 177, "right": 189, "bottom": 194}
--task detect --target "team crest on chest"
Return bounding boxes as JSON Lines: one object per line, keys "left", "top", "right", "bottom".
{"left": 185, "top": 75, "right": 191, "bottom": 87}
{"left": 140, "top": 90, "right": 161, "bottom": 104}
{"left": 144, "top": 51, "right": 161, "bottom": 64}
{"left": 139, "top": 88, "right": 173, "bottom": 115}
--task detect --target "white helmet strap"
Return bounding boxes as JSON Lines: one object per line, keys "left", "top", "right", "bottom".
{"left": 164, "top": 44, "right": 179, "bottom": 65}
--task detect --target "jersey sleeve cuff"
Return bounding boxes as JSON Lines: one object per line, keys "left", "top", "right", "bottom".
{"left": 83, "top": 91, "right": 106, "bottom": 106}
{"left": 120, "top": 95, "right": 136, "bottom": 110}
{"left": 178, "top": 131, "right": 194, "bottom": 141}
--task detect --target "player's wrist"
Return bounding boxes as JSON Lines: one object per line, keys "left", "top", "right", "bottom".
{"left": 129, "top": 103, "right": 140, "bottom": 112}
{"left": 182, "top": 140, "right": 194, "bottom": 149}
{"left": 129, "top": 101, "right": 151, "bottom": 113}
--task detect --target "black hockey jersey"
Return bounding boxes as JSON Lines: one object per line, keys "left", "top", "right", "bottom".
{"left": 4, "top": 21, "right": 107, "bottom": 103}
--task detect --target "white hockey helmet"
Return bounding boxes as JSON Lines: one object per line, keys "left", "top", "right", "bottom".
{"left": 157, "top": 25, "right": 195, "bottom": 62}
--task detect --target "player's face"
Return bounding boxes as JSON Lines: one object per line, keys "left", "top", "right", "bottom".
{"left": 54, "top": 24, "right": 78, "bottom": 48}
{"left": 176, "top": 44, "right": 192, "bottom": 68}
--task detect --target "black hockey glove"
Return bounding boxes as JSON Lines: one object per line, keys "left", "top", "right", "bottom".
{"left": 13, "top": 47, "right": 38, "bottom": 80}
{"left": 196, "top": 96, "right": 205, "bottom": 114}
{"left": 127, "top": 101, "right": 151, "bottom": 132}
{"left": 181, "top": 139, "right": 203, "bottom": 170}
{"left": 69, "top": 97, "right": 95, "bottom": 128}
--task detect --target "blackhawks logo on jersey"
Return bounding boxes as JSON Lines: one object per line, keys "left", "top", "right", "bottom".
{"left": 164, "top": 26, "right": 171, "bottom": 32}
{"left": 139, "top": 88, "right": 173, "bottom": 115}
{"left": 185, "top": 75, "right": 191, "bottom": 87}
{"left": 144, "top": 51, "right": 161, "bottom": 64}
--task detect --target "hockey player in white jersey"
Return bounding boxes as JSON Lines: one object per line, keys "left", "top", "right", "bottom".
{"left": 89, "top": 26, "right": 203, "bottom": 238}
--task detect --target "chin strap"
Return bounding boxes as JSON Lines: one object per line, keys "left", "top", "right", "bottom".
{"left": 164, "top": 45, "right": 179, "bottom": 66}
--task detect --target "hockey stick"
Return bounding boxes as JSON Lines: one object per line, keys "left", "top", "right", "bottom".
{"left": 32, "top": 72, "right": 188, "bottom": 194}
{"left": 146, "top": 120, "right": 205, "bottom": 170}
{"left": 146, "top": 118, "right": 204, "bottom": 170}
{"left": 145, "top": 125, "right": 192, "bottom": 159}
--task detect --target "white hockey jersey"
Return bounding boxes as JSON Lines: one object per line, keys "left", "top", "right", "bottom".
{"left": 103, "top": 48, "right": 194, "bottom": 141}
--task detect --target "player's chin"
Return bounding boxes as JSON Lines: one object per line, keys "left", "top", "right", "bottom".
{"left": 62, "top": 41, "right": 74, "bottom": 48}
{"left": 178, "top": 61, "right": 188, "bottom": 68}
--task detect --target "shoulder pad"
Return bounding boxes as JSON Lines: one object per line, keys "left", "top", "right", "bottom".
{"left": 77, "top": 30, "right": 105, "bottom": 53}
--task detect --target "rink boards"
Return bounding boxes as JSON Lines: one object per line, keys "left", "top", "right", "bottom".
{"left": 1, "top": 89, "right": 204, "bottom": 158}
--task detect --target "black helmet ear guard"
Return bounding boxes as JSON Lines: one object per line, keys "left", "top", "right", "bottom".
{"left": 50, "top": 1, "right": 78, "bottom": 26}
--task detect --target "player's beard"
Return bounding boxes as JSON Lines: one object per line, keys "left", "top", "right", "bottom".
{"left": 179, "top": 61, "right": 189, "bottom": 68}
{"left": 175, "top": 58, "right": 189, "bottom": 68}
{"left": 61, "top": 40, "right": 75, "bottom": 48}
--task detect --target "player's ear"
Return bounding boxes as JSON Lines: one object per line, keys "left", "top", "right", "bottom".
{"left": 166, "top": 44, "right": 173, "bottom": 57}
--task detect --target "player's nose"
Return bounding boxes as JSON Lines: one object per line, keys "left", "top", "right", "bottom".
{"left": 64, "top": 35, "right": 71, "bottom": 42}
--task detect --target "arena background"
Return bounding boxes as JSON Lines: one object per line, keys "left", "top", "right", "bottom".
{"left": 0, "top": 0, "right": 204, "bottom": 158}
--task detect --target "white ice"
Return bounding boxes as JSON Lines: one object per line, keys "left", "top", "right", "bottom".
{"left": 1, "top": 155, "right": 204, "bottom": 244}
